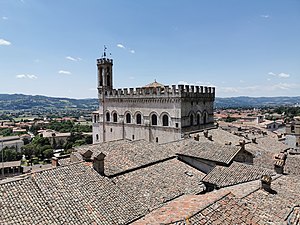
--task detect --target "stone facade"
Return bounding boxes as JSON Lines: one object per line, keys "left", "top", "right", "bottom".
{"left": 286, "top": 116, "right": 300, "bottom": 147}
{"left": 92, "top": 54, "right": 215, "bottom": 144}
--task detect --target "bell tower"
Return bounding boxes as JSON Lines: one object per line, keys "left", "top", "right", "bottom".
{"left": 97, "top": 46, "right": 113, "bottom": 93}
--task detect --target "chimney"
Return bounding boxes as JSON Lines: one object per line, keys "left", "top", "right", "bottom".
{"left": 273, "top": 152, "right": 287, "bottom": 174}
{"left": 239, "top": 140, "right": 246, "bottom": 150}
{"left": 251, "top": 138, "right": 257, "bottom": 143}
{"left": 260, "top": 175, "right": 272, "bottom": 191}
{"left": 203, "top": 130, "right": 208, "bottom": 138}
{"left": 225, "top": 141, "right": 232, "bottom": 145}
{"left": 194, "top": 134, "right": 200, "bottom": 141}
{"left": 93, "top": 152, "right": 106, "bottom": 175}
{"left": 274, "top": 159, "right": 284, "bottom": 174}
{"left": 81, "top": 149, "right": 93, "bottom": 161}
{"left": 208, "top": 135, "right": 213, "bottom": 141}
{"left": 51, "top": 157, "right": 59, "bottom": 167}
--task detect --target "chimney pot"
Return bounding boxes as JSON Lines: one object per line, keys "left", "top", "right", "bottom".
{"left": 93, "top": 152, "right": 106, "bottom": 175}
{"left": 194, "top": 134, "right": 200, "bottom": 141}
{"left": 274, "top": 159, "right": 285, "bottom": 174}
{"left": 51, "top": 157, "right": 59, "bottom": 167}
{"left": 81, "top": 149, "right": 93, "bottom": 162}
{"left": 260, "top": 175, "right": 272, "bottom": 191}
{"left": 203, "top": 130, "right": 208, "bottom": 138}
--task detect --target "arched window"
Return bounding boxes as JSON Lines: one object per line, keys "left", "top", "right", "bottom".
{"left": 113, "top": 112, "right": 118, "bottom": 122}
{"left": 190, "top": 114, "right": 194, "bottom": 126}
{"left": 126, "top": 113, "right": 131, "bottom": 123}
{"left": 162, "top": 115, "right": 169, "bottom": 126}
{"left": 151, "top": 114, "right": 157, "bottom": 126}
{"left": 106, "top": 112, "right": 110, "bottom": 122}
{"left": 197, "top": 113, "right": 200, "bottom": 125}
{"left": 96, "top": 134, "right": 99, "bottom": 141}
{"left": 136, "top": 113, "right": 142, "bottom": 124}
{"left": 203, "top": 112, "right": 207, "bottom": 124}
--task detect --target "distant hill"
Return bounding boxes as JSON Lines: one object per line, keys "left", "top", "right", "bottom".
{"left": 215, "top": 96, "right": 300, "bottom": 108}
{"left": 0, "top": 94, "right": 299, "bottom": 111}
{"left": 0, "top": 94, "right": 99, "bottom": 111}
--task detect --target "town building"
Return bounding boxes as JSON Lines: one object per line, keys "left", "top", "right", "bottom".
{"left": 92, "top": 52, "right": 215, "bottom": 144}
{"left": 286, "top": 116, "right": 300, "bottom": 147}
{"left": 0, "top": 135, "right": 24, "bottom": 152}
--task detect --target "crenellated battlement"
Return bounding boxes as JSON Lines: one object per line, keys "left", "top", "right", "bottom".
{"left": 97, "top": 58, "right": 113, "bottom": 64}
{"left": 98, "top": 84, "right": 215, "bottom": 99}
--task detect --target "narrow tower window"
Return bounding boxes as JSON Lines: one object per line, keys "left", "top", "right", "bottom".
{"left": 136, "top": 113, "right": 142, "bottom": 124}
{"left": 203, "top": 112, "right": 207, "bottom": 124}
{"left": 162, "top": 115, "right": 169, "bottom": 126}
{"left": 106, "top": 112, "right": 110, "bottom": 122}
{"left": 197, "top": 114, "right": 200, "bottom": 125}
{"left": 126, "top": 113, "right": 131, "bottom": 123}
{"left": 113, "top": 113, "right": 118, "bottom": 122}
{"left": 190, "top": 114, "right": 194, "bottom": 126}
{"left": 151, "top": 114, "right": 157, "bottom": 126}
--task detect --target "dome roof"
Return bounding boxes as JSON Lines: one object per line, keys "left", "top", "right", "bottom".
{"left": 143, "top": 80, "right": 164, "bottom": 88}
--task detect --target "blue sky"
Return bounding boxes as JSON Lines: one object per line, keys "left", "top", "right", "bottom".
{"left": 0, "top": 0, "right": 299, "bottom": 98}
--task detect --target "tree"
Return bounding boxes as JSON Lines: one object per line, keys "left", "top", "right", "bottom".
{"left": 43, "top": 149, "right": 53, "bottom": 159}
{"left": 21, "top": 144, "right": 35, "bottom": 160}
{"left": 0, "top": 128, "right": 13, "bottom": 137}
{"left": 0, "top": 146, "right": 22, "bottom": 162}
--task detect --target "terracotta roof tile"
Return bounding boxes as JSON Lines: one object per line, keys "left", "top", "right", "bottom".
{"left": 76, "top": 139, "right": 176, "bottom": 176}
{"left": 202, "top": 162, "right": 275, "bottom": 188}
{"left": 112, "top": 158, "right": 206, "bottom": 210}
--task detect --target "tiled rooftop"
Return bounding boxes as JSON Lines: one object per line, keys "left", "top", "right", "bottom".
{"left": 133, "top": 191, "right": 231, "bottom": 225}
{"left": 112, "top": 158, "right": 206, "bottom": 210}
{"left": 242, "top": 175, "right": 300, "bottom": 223}
{"left": 0, "top": 177, "right": 59, "bottom": 225}
{"left": 135, "top": 175, "right": 300, "bottom": 225}
{"left": 196, "top": 128, "right": 290, "bottom": 170}
{"left": 179, "top": 193, "right": 261, "bottom": 225}
{"left": 202, "top": 161, "right": 275, "bottom": 188}
{"left": 162, "top": 138, "right": 241, "bottom": 165}
{"left": 285, "top": 155, "right": 300, "bottom": 176}
{"left": 0, "top": 162, "right": 148, "bottom": 225}
{"left": 76, "top": 139, "right": 176, "bottom": 176}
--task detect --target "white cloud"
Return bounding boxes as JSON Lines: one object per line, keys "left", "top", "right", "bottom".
{"left": 218, "top": 87, "right": 239, "bottom": 93}
{"left": 268, "top": 72, "right": 290, "bottom": 78}
{"left": 2, "top": 16, "right": 8, "bottom": 20}
{"left": 117, "top": 44, "right": 125, "bottom": 49}
{"left": 117, "top": 43, "right": 136, "bottom": 54}
{"left": 261, "top": 15, "right": 270, "bottom": 18}
{"left": 27, "top": 74, "right": 38, "bottom": 79}
{"left": 270, "top": 83, "right": 299, "bottom": 90}
{"left": 268, "top": 72, "right": 276, "bottom": 76}
{"left": 278, "top": 73, "right": 290, "bottom": 78}
{"left": 16, "top": 74, "right": 37, "bottom": 79}
{"left": 0, "top": 39, "right": 11, "bottom": 46}
{"left": 58, "top": 70, "right": 71, "bottom": 75}
{"left": 66, "top": 56, "right": 82, "bottom": 61}
{"left": 196, "top": 81, "right": 216, "bottom": 87}
{"left": 178, "top": 81, "right": 191, "bottom": 85}
{"left": 16, "top": 74, "right": 26, "bottom": 79}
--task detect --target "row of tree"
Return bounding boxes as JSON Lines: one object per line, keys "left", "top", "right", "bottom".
{"left": 0, "top": 132, "right": 92, "bottom": 163}
{"left": 29, "top": 120, "right": 92, "bottom": 135}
